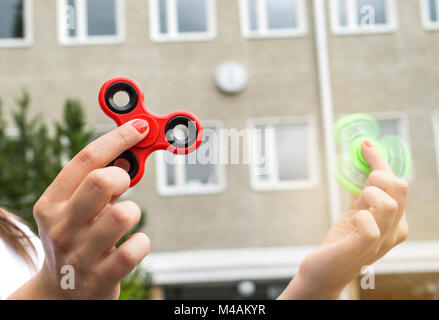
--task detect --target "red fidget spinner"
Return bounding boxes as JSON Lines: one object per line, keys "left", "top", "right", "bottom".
{"left": 98, "top": 77, "right": 203, "bottom": 187}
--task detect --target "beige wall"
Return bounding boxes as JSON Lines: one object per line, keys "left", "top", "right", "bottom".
{"left": 0, "top": 0, "right": 437, "bottom": 253}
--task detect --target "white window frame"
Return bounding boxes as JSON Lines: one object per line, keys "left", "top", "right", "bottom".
{"left": 57, "top": 0, "right": 126, "bottom": 46}
{"left": 247, "top": 116, "right": 319, "bottom": 192}
{"left": 156, "top": 120, "right": 226, "bottom": 196}
{"left": 149, "top": 0, "right": 217, "bottom": 42}
{"left": 0, "top": 0, "right": 33, "bottom": 48}
{"left": 239, "top": 0, "right": 307, "bottom": 39}
{"left": 370, "top": 111, "right": 414, "bottom": 180}
{"left": 432, "top": 110, "right": 439, "bottom": 178}
{"left": 421, "top": 0, "right": 439, "bottom": 30}
{"left": 329, "top": 0, "right": 398, "bottom": 35}
{"left": 372, "top": 111, "right": 411, "bottom": 145}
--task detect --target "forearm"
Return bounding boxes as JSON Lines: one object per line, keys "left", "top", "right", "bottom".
{"left": 7, "top": 269, "right": 63, "bottom": 300}
{"left": 277, "top": 273, "right": 344, "bottom": 300}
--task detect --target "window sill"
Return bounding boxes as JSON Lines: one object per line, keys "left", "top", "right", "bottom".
{"left": 250, "top": 180, "right": 318, "bottom": 192}
{"left": 157, "top": 184, "right": 226, "bottom": 197}
{"left": 0, "top": 38, "right": 33, "bottom": 48}
{"left": 58, "top": 36, "right": 125, "bottom": 46}
{"left": 151, "top": 32, "right": 216, "bottom": 43}
{"left": 331, "top": 25, "right": 398, "bottom": 36}
{"left": 242, "top": 29, "right": 307, "bottom": 40}
{"left": 422, "top": 22, "right": 439, "bottom": 31}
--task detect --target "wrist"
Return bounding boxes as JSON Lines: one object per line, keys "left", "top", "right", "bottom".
{"left": 278, "top": 271, "right": 345, "bottom": 300}
{"left": 26, "top": 264, "right": 72, "bottom": 299}
{"left": 8, "top": 267, "right": 65, "bottom": 300}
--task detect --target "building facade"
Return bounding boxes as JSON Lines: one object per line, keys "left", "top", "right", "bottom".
{"left": 1, "top": 0, "right": 439, "bottom": 299}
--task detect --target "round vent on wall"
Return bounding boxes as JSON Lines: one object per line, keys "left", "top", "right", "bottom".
{"left": 215, "top": 61, "right": 248, "bottom": 94}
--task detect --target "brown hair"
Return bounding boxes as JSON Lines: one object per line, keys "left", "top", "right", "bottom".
{"left": 0, "top": 208, "right": 37, "bottom": 271}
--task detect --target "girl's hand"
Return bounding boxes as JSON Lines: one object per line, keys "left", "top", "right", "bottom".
{"left": 10, "top": 119, "right": 150, "bottom": 299}
{"left": 279, "top": 140, "right": 409, "bottom": 299}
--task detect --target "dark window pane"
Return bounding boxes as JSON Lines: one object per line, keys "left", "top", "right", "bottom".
{"left": 67, "top": 0, "right": 77, "bottom": 37}
{"left": 255, "top": 126, "right": 270, "bottom": 181}
{"left": 176, "top": 0, "right": 207, "bottom": 32}
{"left": 87, "top": 0, "right": 117, "bottom": 36}
{"left": 185, "top": 161, "right": 218, "bottom": 184}
{"left": 248, "top": 0, "right": 258, "bottom": 31}
{"left": 159, "top": 0, "right": 168, "bottom": 33}
{"left": 338, "top": 0, "right": 348, "bottom": 26}
{"left": 275, "top": 125, "right": 309, "bottom": 181}
{"left": 267, "top": 0, "right": 297, "bottom": 30}
{"left": 357, "top": 0, "right": 387, "bottom": 26}
{"left": 429, "top": 0, "right": 438, "bottom": 22}
{"left": 378, "top": 119, "right": 401, "bottom": 137}
{"left": 166, "top": 161, "right": 176, "bottom": 186}
{"left": 185, "top": 128, "right": 218, "bottom": 185}
{"left": 0, "top": 0, "right": 24, "bottom": 39}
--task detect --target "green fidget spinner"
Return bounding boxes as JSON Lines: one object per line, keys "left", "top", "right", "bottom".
{"left": 333, "top": 113, "right": 412, "bottom": 195}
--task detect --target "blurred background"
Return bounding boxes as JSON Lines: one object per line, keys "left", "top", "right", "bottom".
{"left": 0, "top": 0, "right": 439, "bottom": 300}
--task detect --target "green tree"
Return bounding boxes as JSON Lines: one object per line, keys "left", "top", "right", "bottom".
{"left": 119, "top": 268, "right": 153, "bottom": 300}
{"left": 0, "top": 91, "right": 151, "bottom": 299}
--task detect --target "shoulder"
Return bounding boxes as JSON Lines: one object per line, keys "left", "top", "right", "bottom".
{"left": 0, "top": 217, "right": 45, "bottom": 299}
{"left": 12, "top": 218, "right": 45, "bottom": 269}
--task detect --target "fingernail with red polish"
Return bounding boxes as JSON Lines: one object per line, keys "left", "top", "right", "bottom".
{"left": 363, "top": 140, "right": 372, "bottom": 148}
{"left": 132, "top": 119, "right": 149, "bottom": 134}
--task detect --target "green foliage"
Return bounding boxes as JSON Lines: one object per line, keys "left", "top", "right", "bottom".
{"left": 0, "top": 91, "right": 151, "bottom": 299}
{"left": 119, "top": 268, "right": 153, "bottom": 300}
{"left": 117, "top": 210, "right": 147, "bottom": 248}
{"left": 56, "top": 98, "right": 93, "bottom": 159}
{"left": 0, "top": 93, "right": 93, "bottom": 231}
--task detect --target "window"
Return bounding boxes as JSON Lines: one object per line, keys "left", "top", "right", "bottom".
{"left": 57, "top": 0, "right": 125, "bottom": 45}
{"left": 373, "top": 112, "right": 413, "bottom": 180}
{"left": 149, "top": 0, "right": 216, "bottom": 42}
{"left": 0, "top": 0, "right": 33, "bottom": 47}
{"left": 156, "top": 122, "right": 225, "bottom": 196}
{"left": 373, "top": 112, "right": 410, "bottom": 142}
{"left": 330, "top": 0, "right": 397, "bottom": 35}
{"left": 421, "top": 0, "right": 439, "bottom": 30}
{"left": 432, "top": 110, "right": 439, "bottom": 177}
{"left": 239, "top": 0, "right": 307, "bottom": 39}
{"left": 248, "top": 117, "right": 318, "bottom": 191}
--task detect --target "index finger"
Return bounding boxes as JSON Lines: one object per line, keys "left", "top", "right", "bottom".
{"left": 362, "top": 140, "right": 393, "bottom": 174}
{"left": 44, "top": 119, "right": 149, "bottom": 202}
